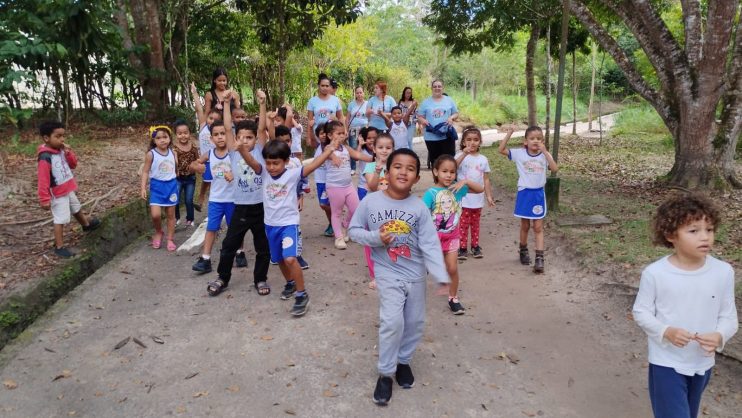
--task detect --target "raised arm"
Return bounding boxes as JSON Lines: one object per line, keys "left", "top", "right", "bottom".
{"left": 267, "top": 108, "right": 277, "bottom": 140}
{"left": 379, "top": 109, "right": 392, "bottom": 128}
{"left": 223, "top": 94, "right": 236, "bottom": 151}
{"left": 540, "top": 142, "right": 559, "bottom": 173}
{"left": 402, "top": 101, "right": 416, "bottom": 125}
{"left": 191, "top": 83, "right": 206, "bottom": 128}
{"left": 365, "top": 164, "right": 384, "bottom": 192}
{"left": 256, "top": 89, "right": 268, "bottom": 146}
{"left": 498, "top": 127, "right": 514, "bottom": 157}
{"left": 302, "top": 140, "right": 338, "bottom": 177}
{"left": 204, "top": 90, "right": 214, "bottom": 115}
{"left": 236, "top": 141, "right": 262, "bottom": 175}
{"left": 307, "top": 110, "right": 317, "bottom": 147}
{"left": 347, "top": 146, "right": 374, "bottom": 162}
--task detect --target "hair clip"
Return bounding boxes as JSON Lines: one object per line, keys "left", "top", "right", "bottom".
{"left": 149, "top": 125, "right": 173, "bottom": 138}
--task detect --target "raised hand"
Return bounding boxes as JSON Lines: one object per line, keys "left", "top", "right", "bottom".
{"left": 256, "top": 89, "right": 266, "bottom": 104}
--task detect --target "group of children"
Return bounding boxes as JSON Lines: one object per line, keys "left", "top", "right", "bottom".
{"left": 37, "top": 69, "right": 737, "bottom": 415}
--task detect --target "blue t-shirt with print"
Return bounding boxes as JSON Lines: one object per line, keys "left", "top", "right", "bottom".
{"left": 306, "top": 95, "right": 342, "bottom": 130}
{"left": 418, "top": 96, "right": 458, "bottom": 141}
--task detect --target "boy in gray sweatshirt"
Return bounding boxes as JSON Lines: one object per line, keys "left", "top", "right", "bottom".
{"left": 349, "top": 148, "right": 450, "bottom": 406}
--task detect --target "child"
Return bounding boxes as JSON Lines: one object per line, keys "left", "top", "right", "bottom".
{"left": 632, "top": 193, "right": 737, "bottom": 418}
{"left": 321, "top": 120, "right": 374, "bottom": 249}
{"left": 361, "top": 131, "right": 394, "bottom": 289}
{"left": 270, "top": 104, "right": 304, "bottom": 160}
{"left": 456, "top": 127, "right": 495, "bottom": 260}
{"left": 172, "top": 119, "right": 199, "bottom": 227}
{"left": 207, "top": 92, "right": 272, "bottom": 296}
{"left": 348, "top": 148, "right": 450, "bottom": 406}
{"left": 36, "top": 121, "right": 100, "bottom": 258}
{"left": 311, "top": 123, "right": 334, "bottom": 237}
{"left": 274, "top": 124, "right": 310, "bottom": 270}
{"left": 140, "top": 126, "right": 179, "bottom": 251}
{"left": 190, "top": 93, "right": 238, "bottom": 273}
{"left": 498, "top": 126, "right": 558, "bottom": 273}
{"left": 236, "top": 135, "right": 339, "bottom": 316}
{"left": 381, "top": 106, "right": 410, "bottom": 150}
{"left": 191, "top": 83, "right": 222, "bottom": 211}
{"left": 422, "top": 155, "right": 484, "bottom": 315}
{"left": 356, "top": 127, "right": 378, "bottom": 201}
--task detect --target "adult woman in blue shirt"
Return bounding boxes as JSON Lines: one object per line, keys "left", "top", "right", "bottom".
{"left": 417, "top": 79, "right": 459, "bottom": 169}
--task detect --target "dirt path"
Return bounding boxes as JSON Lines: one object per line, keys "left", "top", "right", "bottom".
{"left": 1, "top": 127, "right": 740, "bottom": 417}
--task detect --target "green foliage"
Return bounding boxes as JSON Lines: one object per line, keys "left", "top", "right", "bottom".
{"left": 612, "top": 104, "right": 670, "bottom": 138}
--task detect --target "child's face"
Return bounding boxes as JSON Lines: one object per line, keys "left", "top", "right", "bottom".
{"left": 667, "top": 217, "right": 715, "bottom": 261}
{"left": 374, "top": 138, "right": 393, "bottom": 163}
{"left": 232, "top": 109, "right": 247, "bottom": 123}
{"left": 463, "top": 134, "right": 481, "bottom": 152}
{"left": 207, "top": 111, "right": 221, "bottom": 126}
{"left": 176, "top": 126, "right": 191, "bottom": 144}
{"left": 211, "top": 126, "right": 227, "bottom": 149}
{"left": 365, "top": 130, "right": 378, "bottom": 148}
{"left": 433, "top": 160, "right": 457, "bottom": 187}
{"left": 275, "top": 116, "right": 286, "bottom": 126}
{"left": 525, "top": 131, "right": 544, "bottom": 153}
{"left": 43, "top": 128, "right": 66, "bottom": 149}
{"left": 391, "top": 109, "right": 403, "bottom": 122}
{"left": 387, "top": 154, "right": 419, "bottom": 194}
{"left": 214, "top": 75, "right": 228, "bottom": 90}
{"left": 264, "top": 158, "right": 288, "bottom": 177}
{"left": 236, "top": 129, "right": 257, "bottom": 151}
{"left": 329, "top": 127, "right": 346, "bottom": 143}
{"left": 154, "top": 131, "right": 171, "bottom": 149}
{"left": 276, "top": 135, "right": 292, "bottom": 148}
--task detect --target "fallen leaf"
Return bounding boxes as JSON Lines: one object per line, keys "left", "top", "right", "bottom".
{"left": 226, "top": 385, "right": 240, "bottom": 393}
{"left": 192, "top": 391, "right": 208, "bottom": 398}
{"left": 184, "top": 372, "right": 199, "bottom": 380}
{"left": 114, "top": 337, "right": 130, "bottom": 350}
{"left": 284, "top": 410, "right": 296, "bottom": 415}
{"left": 322, "top": 389, "right": 338, "bottom": 398}
{"left": 522, "top": 410, "right": 536, "bottom": 417}
{"left": 151, "top": 336, "right": 164, "bottom": 344}
{"left": 3, "top": 379, "right": 18, "bottom": 390}
{"left": 175, "top": 406, "right": 186, "bottom": 413}
{"left": 132, "top": 337, "right": 147, "bottom": 348}
{"left": 261, "top": 335, "right": 274, "bottom": 341}
{"left": 52, "top": 370, "right": 72, "bottom": 382}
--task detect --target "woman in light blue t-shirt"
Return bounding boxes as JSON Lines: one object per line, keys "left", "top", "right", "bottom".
{"left": 417, "top": 79, "right": 459, "bottom": 169}
{"left": 306, "top": 73, "right": 344, "bottom": 147}
{"left": 346, "top": 86, "right": 368, "bottom": 171}
{"left": 365, "top": 80, "right": 396, "bottom": 131}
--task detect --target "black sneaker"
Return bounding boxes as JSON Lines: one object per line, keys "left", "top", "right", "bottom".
{"left": 471, "top": 246, "right": 483, "bottom": 258}
{"left": 519, "top": 246, "right": 531, "bottom": 265}
{"left": 54, "top": 247, "right": 74, "bottom": 258}
{"left": 291, "top": 293, "right": 309, "bottom": 316}
{"left": 534, "top": 254, "right": 545, "bottom": 274}
{"left": 395, "top": 363, "right": 415, "bottom": 389}
{"left": 373, "top": 376, "right": 393, "bottom": 406}
{"left": 448, "top": 299, "right": 466, "bottom": 315}
{"left": 82, "top": 217, "right": 101, "bottom": 232}
{"left": 192, "top": 256, "right": 212, "bottom": 273}
{"left": 297, "top": 256, "right": 309, "bottom": 270}
{"left": 235, "top": 252, "right": 248, "bottom": 268}
{"left": 457, "top": 248, "right": 468, "bottom": 260}
{"left": 280, "top": 281, "right": 296, "bottom": 300}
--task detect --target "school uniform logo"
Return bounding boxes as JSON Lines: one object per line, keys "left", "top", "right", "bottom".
{"left": 432, "top": 108, "right": 446, "bottom": 118}
{"left": 236, "top": 158, "right": 261, "bottom": 193}
{"left": 211, "top": 161, "right": 232, "bottom": 178}
{"left": 523, "top": 159, "right": 545, "bottom": 174}
{"left": 265, "top": 182, "right": 289, "bottom": 201}
{"left": 158, "top": 159, "right": 175, "bottom": 175}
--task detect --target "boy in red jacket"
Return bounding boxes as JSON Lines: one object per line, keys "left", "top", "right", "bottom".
{"left": 37, "top": 121, "right": 100, "bottom": 258}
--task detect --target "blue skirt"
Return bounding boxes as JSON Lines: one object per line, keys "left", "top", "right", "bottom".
{"left": 514, "top": 187, "right": 546, "bottom": 219}
{"left": 202, "top": 160, "right": 213, "bottom": 182}
{"left": 150, "top": 178, "right": 179, "bottom": 206}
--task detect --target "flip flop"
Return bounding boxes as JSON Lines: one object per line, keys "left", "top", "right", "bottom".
{"left": 151, "top": 231, "right": 163, "bottom": 249}
{"left": 166, "top": 240, "right": 176, "bottom": 251}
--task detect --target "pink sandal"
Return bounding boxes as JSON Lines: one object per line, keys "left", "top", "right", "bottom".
{"left": 166, "top": 240, "right": 176, "bottom": 252}
{"left": 151, "top": 231, "right": 163, "bottom": 249}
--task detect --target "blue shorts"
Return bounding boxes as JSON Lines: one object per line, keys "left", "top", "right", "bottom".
{"left": 265, "top": 224, "right": 300, "bottom": 263}
{"left": 316, "top": 182, "right": 329, "bottom": 206}
{"left": 206, "top": 201, "right": 234, "bottom": 231}
{"left": 514, "top": 187, "right": 546, "bottom": 219}
{"left": 202, "top": 160, "right": 213, "bottom": 182}
{"left": 357, "top": 187, "right": 368, "bottom": 201}
{"left": 150, "top": 178, "right": 178, "bottom": 206}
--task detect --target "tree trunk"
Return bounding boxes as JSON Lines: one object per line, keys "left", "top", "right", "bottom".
{"left": 526, "top": 23, "right": 539, "bottom": 126}
{"left": 587, "top": 43, "right": 596, "bottom": 131}
{"left": 545, "top": 25, "right": 552, "bottom": 148}
{"left": 126, "top": 0, "right": 168, "bottom": 118}
{"left": 472, "top": 80, "right": 477, "bottom": 101}
{"left": 572, "top": 52, "right": 577, "bottom": 135}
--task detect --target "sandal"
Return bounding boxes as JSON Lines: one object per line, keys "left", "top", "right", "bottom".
{"left": 151, "top": 231, "right": 163, "bottom": 249}
{"left": 166, "top": 240, "right": 176, "bottom": 252}
{"left": 255, "top": 281, "right": 271, "bottom": 296}
{"left": 207, "top": 279, "right": 228, "bottom": 296}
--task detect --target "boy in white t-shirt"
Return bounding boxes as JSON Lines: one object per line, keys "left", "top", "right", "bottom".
{"left": 498, "top": 126, "right": 558, "bottom": 273}
{"left": 380, "top": 106, "right": 410, "bottom": 150}
{"left": 237, "top": 138, "right": 338, "bottom": 316}
{"left": 633, "top": 193, "right": 737, "bottom": 418}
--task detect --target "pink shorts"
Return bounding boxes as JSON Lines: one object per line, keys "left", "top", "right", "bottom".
{"left": 438, "top": 232, "right": 460, "bottom": 253}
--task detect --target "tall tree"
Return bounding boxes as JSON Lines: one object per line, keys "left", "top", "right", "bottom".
{"left": 570, "top": 0, "right": 741, "bottom": 188}
{"left": 237, "top": 0, "right": 362, "bottom": 102}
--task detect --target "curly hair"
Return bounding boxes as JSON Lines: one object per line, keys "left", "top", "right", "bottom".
{"left": 651, "top": 192, "right": 721, "bottom": 248}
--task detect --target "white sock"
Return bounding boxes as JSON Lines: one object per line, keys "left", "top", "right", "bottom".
{"left": 202, "top": 254, "right": 210, "bottom": 260}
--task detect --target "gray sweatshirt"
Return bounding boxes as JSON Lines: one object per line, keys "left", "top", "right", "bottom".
{"left": 348, "top": 191, "right": 450, "bottom": 284}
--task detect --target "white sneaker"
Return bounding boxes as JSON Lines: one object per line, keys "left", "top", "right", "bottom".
{"left": 342, "top": 229, "right": 350, "bottom": 242}
{"left": 334, "top": 237, "right": 347, "bottom": 250}
{"left": 175, "top": 219, "right": 182, "bottom": 226}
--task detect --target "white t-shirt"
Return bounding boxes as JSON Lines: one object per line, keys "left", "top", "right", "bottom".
{"left": 207, "top": 149, "right": 235, "bottom": 203}
{"left": 262, "top": 166, "right": 302, "bottom": 227}
{"left": 509, "top": 148, "right": 548, "bottom": 190}
{"left": 388, "top": 121, "right": 409, "bottom": 149}
{"left": 313, "top": 147, "right": 326, "bottom": 183}
{"left": 306, "top": 95, "right": 341, "bottom": 131}
{"left": 456, "top": 153, "right": 490, "bottom": 208}
{"left": 323, "top": 145, "right": 352, "bottom": 188}
{"left": 149, "top": 148, "right": 177, "bottom": 181}
{"left": 632, "top": 256, "right": 738, "bottom": 376}
{"left": 290, "top": 126, "right": 303, "bottom": 154}
{"left": 231, "top": 144, "right": 264, "bottom": 205}
{"left": 198, "top": 124, "right": 214, "bottom": 155}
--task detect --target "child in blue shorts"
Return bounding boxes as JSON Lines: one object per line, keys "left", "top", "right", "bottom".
{"left": 498, "top": 126, "right": 558, "bottom": 273}
{"left": 236, "top": 137, "right": 338, "bottom": 316}
{"left": 311, "top": 123, "right": 334, "bottom": 237}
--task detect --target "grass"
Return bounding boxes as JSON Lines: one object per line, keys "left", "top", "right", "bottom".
{"left": 5, "top": 132, "right": 97, "bottom": 157}
{"left": 482, "top": 105, "right": 741, "bottom": 293}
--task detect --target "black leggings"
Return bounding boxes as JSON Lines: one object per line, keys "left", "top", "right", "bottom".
{"left": 424, "top": 138, "right": 456, "bottom": 168}
{"left": 217, "top": 203, "right": 270, "bottom": 285}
